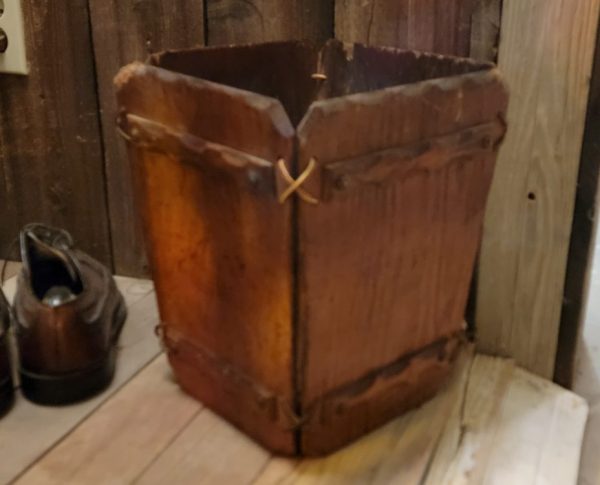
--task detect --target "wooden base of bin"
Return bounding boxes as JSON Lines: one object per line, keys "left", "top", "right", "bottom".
{"left": 166, "top": 328, "right": 463, "bottom": 456}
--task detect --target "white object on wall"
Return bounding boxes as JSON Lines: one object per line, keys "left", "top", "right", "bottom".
{"left": 0, "top": 0, "right": 28, "bottom": 75}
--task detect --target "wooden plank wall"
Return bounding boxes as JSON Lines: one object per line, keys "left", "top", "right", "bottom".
{"left": 0, "top": 1, "right": 111, "bottom": 264}
{"left": 206, "top": 0, "right": 333, "bottom": 45}
{"left": 0, "top": 0, "right": 495, "bottom": 276}
{"left": 89, "top": 1, "right": 205, "bottom": 275}
{"left": 1, "top": 0, "right": 599, "bottom": 382}
{"left": 476, "top": 0, "right": 600, "bottom": 378}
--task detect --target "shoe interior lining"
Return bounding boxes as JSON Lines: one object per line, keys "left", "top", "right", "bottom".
{"left": 25, "top": 237, "right": 83, "bottom": 300}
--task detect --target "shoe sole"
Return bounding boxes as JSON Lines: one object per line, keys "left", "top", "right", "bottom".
{"left": 0, "top": 375, "right": 14, "bottom": 417}
{"left": 20, "top": 296, "right": 128, "bottom": 406}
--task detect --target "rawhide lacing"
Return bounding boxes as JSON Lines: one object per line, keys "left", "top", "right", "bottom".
{"left": 277, "top": 158, "right": 319, "bottom": 205}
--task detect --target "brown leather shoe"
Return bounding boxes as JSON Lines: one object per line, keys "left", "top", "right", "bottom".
{"left": 13, "top": 224, "right": 127, "bottom": 405}
{"left": 0, "top": 289, "right": 14, "bottom": 415}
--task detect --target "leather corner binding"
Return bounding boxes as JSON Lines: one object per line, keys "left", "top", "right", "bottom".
{"left": 163, "top": 325, "right": 464, "bottom": 456}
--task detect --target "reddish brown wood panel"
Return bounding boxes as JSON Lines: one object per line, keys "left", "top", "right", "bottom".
{"left": 206, "top": 0, "right": 333, "bottom": 45}
{"left": 89, "top": 0, "right": 205, "bottom": 276}
{"left": 115, "top": 63, "right": 296, "bottom": 453}
{"left": 335, "top": 0, "right": 475, "bottom": 56}
{"left": 0, "top": 1, "right": 110, "bottom": 263}
{"left": 295, "top": 45, "right": 507, "bottom": 418}
{"left": 151, "top": 42, "right": 320, "bottom": 127}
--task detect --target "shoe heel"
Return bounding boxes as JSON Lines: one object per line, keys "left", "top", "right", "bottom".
{"left": 20, "top": 349, "right": 117, "bottom": 405}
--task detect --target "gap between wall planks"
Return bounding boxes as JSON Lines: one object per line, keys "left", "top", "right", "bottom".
{"left": 88, "top": 0, "right": 205, "bottom": 277}
{"left": 0, "top": 1, "right": 111, "bottom": 265}
{"left": 476, "top": 0, "right": 600, "bottom": 379}
{"left": 555, "top": 16, "right": 600, "bottom": 387}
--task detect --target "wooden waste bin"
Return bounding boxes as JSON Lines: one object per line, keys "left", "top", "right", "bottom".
{"left": 115, "top": 40, "right": 508, "bottom": 456}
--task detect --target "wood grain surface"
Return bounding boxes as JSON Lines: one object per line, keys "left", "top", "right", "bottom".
{"left": 151, "top": 41, "right": 321, "bottom": 126}
{"left": 16, "top": 356, "right": 200, "bottom": 485}
{"left": 115, "top": 42, "right": 508, "bottom": 455}
{"left": 469, "top": 0, "right": 501, "bottom": 61}
{"left": 136, "top": 405, "right": 271, "bottom": 484}
{"left": 206, "top": 0, "right": 333, "bottom": 46}
{"left": 0, "top": 1, "right": 111, "bottom": 264}
{"left": 255, "top": 348, "right": 474, "bottom": 484}
{"left": 476, "top": 0, "right": 600, "bottom": 378}
{"left": 89, "top": 0, "right": 205, "bottom": 276}
{"left": 296, "top": 50, "right": 507, "bottom": 405}
{"left": 116, "top": 61, "right": 297, "bottom": 453}
{"left": 335, "top": 0, "right": 474, "bottom": 56}
{"left": 439, "top": 354, "right": 514, "bottom": 483}
{"left": 7, "top": 285, "right": 587, "bottom": 484}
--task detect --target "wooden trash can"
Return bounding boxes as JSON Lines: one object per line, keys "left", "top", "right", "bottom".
{"left": 115, "top": 40, "right": 508, "bottom": 456}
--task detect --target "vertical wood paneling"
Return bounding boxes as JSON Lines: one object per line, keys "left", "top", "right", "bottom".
{"left": 476, "top": 0, "right": 600, "bottom": 378}
{"left": 555, "top": 24, "right": 600, "bottom": 386}
{"left": 0, "top": 1, "right": 110, "bottom": 263}
{"left": 89, "top": 0, "right": 205, "bottom": 276}
{"left": 469, "top": 0, "right": 501, "bottom": 61}
{"left": 335, "top": 0, "right": 474, "bottom": 56}
{"left": 206, "top": 0, "right": 333, "bottom": 46}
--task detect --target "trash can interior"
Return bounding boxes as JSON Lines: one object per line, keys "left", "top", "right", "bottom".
{"left": 150, "top": 39, "right": 492, "bottom": 126}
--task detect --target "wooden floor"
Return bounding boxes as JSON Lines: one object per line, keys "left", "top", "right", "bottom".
{"left": 0, "top": 266, "right": 589, "bottom": 485}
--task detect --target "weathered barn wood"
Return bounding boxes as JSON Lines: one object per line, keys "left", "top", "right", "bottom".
{"left": 2, "top": 269, "right": 589, "bottom": 484}
{"left": 469, "top": 0, "right": 501, "bottom": 62}
{"left": 294, "top": 44, "right": 506, "bottom": 453}
{"left": 89, "top": 0, "right": 205, "bottom": 276}
{"left": 476, "top": 0, "right": 600, "bottom": 378}
{"left": 206, "top": 0, "right": 333, "bottom": 45}
{"left": 0, "top": 1, "right": 110, "bottom": 264}
{"left": 335, "top": 0, "right": 474, "bottom": 56}
{"left": 116, "top": 40, "right": 507, "bottom": 455}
